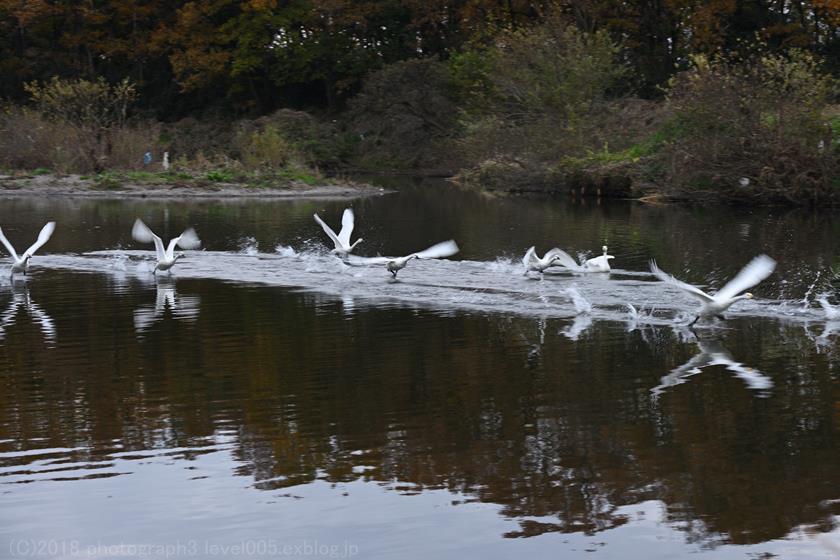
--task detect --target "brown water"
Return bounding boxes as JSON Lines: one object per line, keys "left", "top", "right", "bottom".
{"left": 0, "top": 179, "right": 838, "bottom": 559}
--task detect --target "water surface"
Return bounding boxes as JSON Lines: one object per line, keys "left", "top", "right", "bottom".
{"left": 0, "top": 179, "right": 838, "bottom": 559}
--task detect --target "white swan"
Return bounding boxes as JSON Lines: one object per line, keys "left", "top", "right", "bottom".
{"left": 549, "top": 245, "right": 614, "bottom": 272}
{"left": 650, "top": 255, "right": 776, "bottom": 325}
{"left": 522, "top": 246, "right": 564, "bottom": 275}
{"left": 313, "top": 208, "right": 363, "bottom": 256}
{"left": 0, "top": 222, "right": 55, "bottom": 278}
{"left": 352, "top": 240, "right": 459, "bottom": 278}
{"left": 584, "top": 245, "right": 614, "bottom": 272}
{"left": 132, "top": 219, "right": 201, "bottom": 274}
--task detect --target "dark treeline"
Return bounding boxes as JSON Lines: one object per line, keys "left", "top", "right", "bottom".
{"left": 3, "top": 1, "right": 840, "bottom": 116}
{"left": 3, "top": 1, "right": 840, "bottom": 204}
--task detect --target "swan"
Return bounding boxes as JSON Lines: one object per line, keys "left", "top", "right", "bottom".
{"left": 549, "top": 245, "right": 614, "bottom": 272}
{"left": 649, "top": 254, "right": 776, "bottom": 326}
{"left": 0, "top": 221, "right": 56, "bottom": 278}
{"left": 132, "top": 219, "right": 201, "bottom": 274}
{"left": 313, "top": 208, "right": 362, "bottom": 256}
{"left": 352, "top": 240, "right": 459, "bottom": 278}
{"left": 584, "top": 245, "right": 614, "bottom": 272}
{"left": 522, "top": 246, "right": 563, "bottom": 275}
{"left": 651, "top": 335, "right": 772, "bottom": 397}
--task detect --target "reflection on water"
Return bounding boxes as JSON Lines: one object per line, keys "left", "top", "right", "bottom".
{"left": 0, "top": 181, "right": 838, "bottom": 559}
{"left": 651, "top": 332, "right": 773, "bottom": 397}
{"left": 0, "top": 281, "right": 55, "bottom": 343}
{"left": 133, "top": 278, "right": 201, "bottom": 333}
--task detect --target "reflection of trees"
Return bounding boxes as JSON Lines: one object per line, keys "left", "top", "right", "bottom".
{"left": 0, "top": 275, "right": 838, "bottom": 547}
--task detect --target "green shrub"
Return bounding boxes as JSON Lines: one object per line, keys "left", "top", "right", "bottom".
{"left": 658, "top": 48, "right": 838, "bottom": 203}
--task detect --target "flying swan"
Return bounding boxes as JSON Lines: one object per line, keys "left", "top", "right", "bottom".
{"left": 0, "top": 221, "right": 56, "bottom": 278}
{"left": 132, "top": 219, "right": 201, "bottom": 274}
{"left": 649, "top": 254, "right": 776, "bottom": 325}
{"left": 314, "top": 208, "right": 363, "bottom": 256}
{"left": 353, "top": 240, "right": 459, "bottom": 278}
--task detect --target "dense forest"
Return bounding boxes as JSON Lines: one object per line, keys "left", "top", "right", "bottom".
{"left": 2, "top": 1, "right": 840, "bottom": 204}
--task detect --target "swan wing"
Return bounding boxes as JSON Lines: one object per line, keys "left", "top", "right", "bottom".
{"left": 547, "top": 248, "right": 583, "bottom": 271}
{"left": 175, "top": 228, "right": 201, "bottom": 251}
{"left": 414, "top": 240, "right": 459, "bottom": 260}
{"left": 649, "top": 260, "right": 714, "bottom": 303}
{"left": 715, "top": 254, "right": 776, "bottom": 301}
{"left": 347, "top": 255, "right": 391, "bottom": 265}
{"left": 132, "top": 219, "right": 166, "bottom": 261}
{"left": 23, "top": 222, "right": 55, "bottom": 258}
{"left": 313, "top": 213, "right": 342, "bottom": 250}
{"left": 337, "top": 208, "right": 355, "bottom": 247}
{"left": 523, "top": 246, "right": 537, "bottom": 267}
{"left": 0, "top": 226, "right": 19, "bottom": 260}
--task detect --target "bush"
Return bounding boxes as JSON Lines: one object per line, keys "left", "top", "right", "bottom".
{"left": 345, "top": 58, "right": 461, "bottom": 171}
{"left": 0, "top": 107, "right": 159, "bottom": 173}
{"left": 453, "top": 13, "right": 630, "bottom": 182}
{"left": 23, "top": 77, "right": 138, "bottom": 172}
{"left": 657, "top": 49, "right": 839, "bottom": 203}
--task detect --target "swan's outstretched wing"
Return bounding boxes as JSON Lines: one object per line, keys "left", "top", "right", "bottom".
{"left": 337, "top": 208, "right": 355, "bottom": 247}
{"left": 132, "top": 219, "right": 166, "bottom": 261}
{"left": 313, "top": 213, "right": 341, "bottom": 250}
{"left": 0, "top": 226, "right": 19, "bottom": 260}
{"left": 414, "top": 240, "right": 458, "bottom": 260}
{"left": 347, "top": 255, "right": 391, "bottom": 266}
{"left": 23, "top": 222, "right": 55, "bottom": 258}
{"left": 649, "top": 260, "right": 714, "bottom": 303}
{"left": 523, "top": 246, "right": 537, "bottom": 268}
{"left": 547, "top": 248, "right": 583, "bottom": 271}
{"left": 715, "top": 254, "right": 776, "bottom": 301}
{"left": 169, "top": 228, "right": 201, "bottom": 258}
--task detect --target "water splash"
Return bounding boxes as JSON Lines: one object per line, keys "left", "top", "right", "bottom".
{"left": 563, "top": 286, "right": 592, "bottom": 315}
{"left": 275, "top": 244, "right": 298, "bottom": 258}
{"left": 238, "top": 237, "right": 259, "bottom": 256}
{"left": 801, "top": 271, "right": 821, "bottom": 309}
{"left": 817, "top": 295, "right": 840, "bottom": 320}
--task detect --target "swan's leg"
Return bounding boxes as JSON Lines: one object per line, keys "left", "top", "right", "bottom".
{"left": 689, "top": 315, "right": 700, "bottom": 326}
{"left": 391, "top": 270, "right": 397, "bottom": 279}
{"left": 716, "top": 314, "right": 726, "bottom": 321}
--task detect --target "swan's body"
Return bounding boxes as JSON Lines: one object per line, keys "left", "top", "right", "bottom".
{"left": 0, "top": 222, "right": 56, "bottom": 278}
{"left": 132, "top": 219, "right": 201, "bottom": 274}
{"left": 651, "top": 336, "right": 772, "bottom": 396}
{"left": 650, "top": 255, "right": 776, "bottom": 325}
{"left": 314, "top": 209, "right": 363, "bottom": 256}
{"left": 523, "top": 246, "right": 563, "bottom": 275}
{"left": 549, "top": 245, "right": 614, "bottom": 273}
{"left": 584, "top": 245, "right": 614, "bottom": 272}
{"left": 353, "top": 240, "right": 459, "bottom": 278}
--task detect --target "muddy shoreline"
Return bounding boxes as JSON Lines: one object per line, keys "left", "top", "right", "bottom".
{"left": 0, "top": 174, "right": 388, "bottom": 200}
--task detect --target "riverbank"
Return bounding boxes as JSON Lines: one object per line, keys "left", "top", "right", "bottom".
{"left": 0, "top": 172, "right": 385, "bottom": 200}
